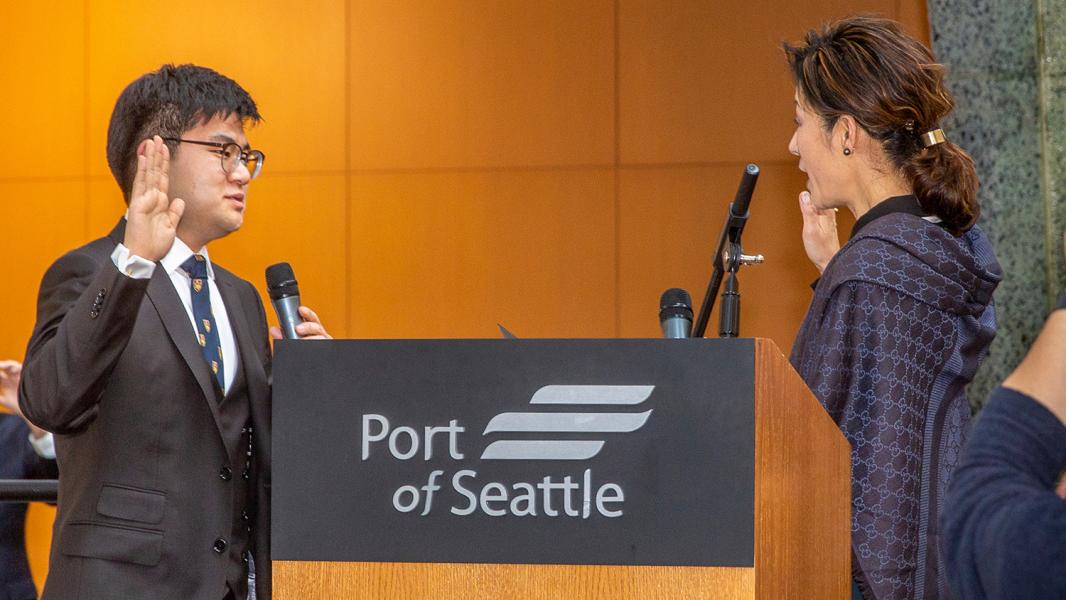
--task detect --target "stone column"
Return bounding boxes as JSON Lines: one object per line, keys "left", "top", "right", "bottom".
{"left": 928, "top": 0, "right": 1066, "bottom": 408}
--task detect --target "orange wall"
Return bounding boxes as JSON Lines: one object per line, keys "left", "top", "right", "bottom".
{"left": 1, "top": 0, "right": 928, "bottom": 590}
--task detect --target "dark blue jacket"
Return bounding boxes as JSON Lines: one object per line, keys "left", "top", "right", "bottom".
{"left": 0, "top": 414, "right": 58, "bottom": 600}
{"left": 941, "top": 387, "right": 1066, "bottom": 599}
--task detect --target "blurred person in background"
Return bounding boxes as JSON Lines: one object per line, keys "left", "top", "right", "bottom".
{"left": 1, "top": 359, "right": 57, "bottom": 600}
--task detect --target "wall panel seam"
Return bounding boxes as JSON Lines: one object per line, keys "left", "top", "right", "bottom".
{"left": 345, "top": 0, "right": 353, "bottom": 336}
{"left": 84, "top": 0, "right": 91, "bottom": 240}
{"left": 614, "top": 0, "right": 622, "bottom": 337}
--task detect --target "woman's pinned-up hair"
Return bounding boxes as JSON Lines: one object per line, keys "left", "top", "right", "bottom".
{"left": 784, "top": 15, "right": 979, "bottom": 235}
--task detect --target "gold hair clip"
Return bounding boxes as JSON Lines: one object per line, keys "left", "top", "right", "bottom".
{"left": 920, "top": 128, "right": 947, "bottom": 148}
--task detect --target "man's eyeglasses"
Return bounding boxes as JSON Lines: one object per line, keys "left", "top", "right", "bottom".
{"left": 162, "top": 138, "right": 265, "bottom": 180}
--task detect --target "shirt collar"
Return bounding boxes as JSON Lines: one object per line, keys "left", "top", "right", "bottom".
{"left": 850, "top": 195, "right": 929, "bottom": 239}
{"left": 160, "top": 237, "right": 215, "bottom": 280}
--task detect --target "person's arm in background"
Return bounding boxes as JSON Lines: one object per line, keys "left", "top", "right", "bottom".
{"left": 1, "top": 360, "right": 58, "bottom": 475}
{"left": 940, "top": 232, "right": 1066, "bottom": 600}
{"left": 1002, "top": 312, "right": 1066, "bottom": 427}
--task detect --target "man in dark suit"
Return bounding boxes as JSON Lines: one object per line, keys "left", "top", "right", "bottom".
{"left": 18, "top": 64, "right": 329, "bottom": 600}
{"left": 1, "top": 360, "right": 57, "bottom": 600}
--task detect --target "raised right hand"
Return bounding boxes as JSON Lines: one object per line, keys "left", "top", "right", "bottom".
{"left": 124, "top": 136, "right": 185, "bottom": 261}
{"left": 798, "top": 190, "right": 840, "bottom": 274}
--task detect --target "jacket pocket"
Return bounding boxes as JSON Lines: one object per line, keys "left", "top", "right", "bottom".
{"left": 96, "top": 483, "right": 166, "bottom": 524}
{"left": 60, "top": 520, "right": 164, "bottom": 566}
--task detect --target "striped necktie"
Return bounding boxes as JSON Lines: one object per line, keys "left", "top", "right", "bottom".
{"left": 180, "top": 254, "right": 225, "bottom": 391}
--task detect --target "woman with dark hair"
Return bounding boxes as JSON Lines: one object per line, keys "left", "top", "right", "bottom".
{"left": 784, "top": 16, "right": 1002, "bottom": 600}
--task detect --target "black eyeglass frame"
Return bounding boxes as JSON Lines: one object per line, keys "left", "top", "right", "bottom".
{"left": 161, "top": 137, "right": 265, "bottom": 180}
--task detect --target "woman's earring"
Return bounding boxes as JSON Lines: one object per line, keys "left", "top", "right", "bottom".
{"left": 843, "top": 148, "right": 852, "bottom": 156}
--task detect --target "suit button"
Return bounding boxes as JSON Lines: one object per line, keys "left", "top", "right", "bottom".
{"left": 213, "top": 538, "right": 228, "bottom": 554}
{"left": 242, "top": 468, "right": 250, "bottom": 480}
{"left": 241, "top": 509, "right": 250, "bottom": 521}
{"left": 219, "top": 466, "right": 233, "bottom": 481}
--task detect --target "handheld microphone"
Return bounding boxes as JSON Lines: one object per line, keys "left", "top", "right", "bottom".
{"left": 659, "top": 288, "right": 693, "bottom": 339}
{"left": 265, "top": 263, "right": 304, "bottom": 339}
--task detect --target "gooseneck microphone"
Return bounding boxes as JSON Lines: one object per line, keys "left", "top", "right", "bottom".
{"left": 659, "top": 288, "right": 693, "bottom": 339}
{"left": 692, "top": 163, "right": 760, "bottom": 338}
{"left": 265, "top": 263, "right": 304, "bottom": 339}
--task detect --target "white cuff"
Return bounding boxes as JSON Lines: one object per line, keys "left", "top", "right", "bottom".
{"left": 29, "top": 431, "right": 56, "bottom": 459}
{"left": 111, "top": 244, "right": 156, "bottom": 279}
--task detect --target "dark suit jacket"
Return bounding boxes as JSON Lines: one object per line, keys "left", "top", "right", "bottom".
{"left": 19, "top": 220, "right": 273, "bottom": 600}
{"left": 0, "top": 414, "right": 58, "bottom": 600}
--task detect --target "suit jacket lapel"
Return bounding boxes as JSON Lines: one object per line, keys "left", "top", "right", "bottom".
{"left": 215, "top": 273, "right": 267, "bottom": 393}
{"left": 145, "top": 264, "right": 226, "bottom": 435}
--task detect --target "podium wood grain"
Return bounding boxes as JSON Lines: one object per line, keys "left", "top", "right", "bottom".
{"left": 274, "top": 339, "right": 850, "bottom": 599}
{"left": 753, "top": 339, "right": 851, "bottom": 598}
{"left": 274, "top": 562, "right": 754, "bottom": 599}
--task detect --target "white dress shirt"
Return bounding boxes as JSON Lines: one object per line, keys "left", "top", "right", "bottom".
{"left": 28, "top": 430, "right": 56, "bottom": 459}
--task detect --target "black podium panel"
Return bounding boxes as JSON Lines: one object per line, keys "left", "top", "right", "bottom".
{"left": 273, "top": 339, "right": 755, "bottom": 567}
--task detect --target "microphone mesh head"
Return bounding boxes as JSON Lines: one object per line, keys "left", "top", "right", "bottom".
{"left": 265, "top": 262, "right": 300, "bottom": 300}
{"left": 659, "top": 288, "right": 693, "bottom": 321}
{"left": 660, "top": 288, "right": 692, "bottom": 310}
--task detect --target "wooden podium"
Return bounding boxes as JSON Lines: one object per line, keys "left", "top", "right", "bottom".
{"left": 271, "top": 338, "right": 849, "bottom": 599}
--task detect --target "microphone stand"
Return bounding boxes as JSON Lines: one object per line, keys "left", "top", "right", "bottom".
{"left": 718, "top": 242, "right": 743, "bottom": 338}
{"left": 692, "top": 163, "right": 763, "bottom": 338}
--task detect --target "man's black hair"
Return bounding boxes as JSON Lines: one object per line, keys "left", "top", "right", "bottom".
{"left": 106, "top": 64, "right": 262, "bottom": 202}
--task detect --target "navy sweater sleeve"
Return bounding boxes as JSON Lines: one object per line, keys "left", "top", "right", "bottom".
{"left": 941, "top": 387, "right": 1066, "bottom": 599}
